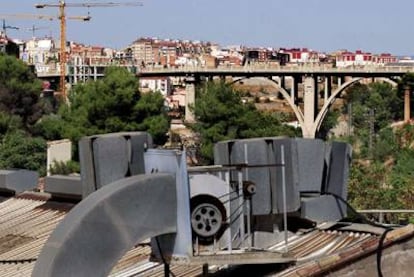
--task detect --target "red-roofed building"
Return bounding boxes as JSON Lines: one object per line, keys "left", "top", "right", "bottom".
{"left": 280, "top": 48, "right": 320, "bottom": 64}
{"left": 336, "top": 50, "right": 398, "bottom": 67}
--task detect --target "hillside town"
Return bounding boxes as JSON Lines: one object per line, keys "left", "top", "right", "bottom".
{"left": 1, "top": 2, "right": 414, "bottom": 275}
{"left": 2, "top": 32, "right": 413, "bottom": 119}
{"left": 1, "top": 33, "right": 412, "bottom": 86}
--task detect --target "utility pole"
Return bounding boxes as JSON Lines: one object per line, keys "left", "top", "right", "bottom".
{"left": 368, "top": 108, "right": 375, "bottom": 159}
{"left": 347, "top": 102, "right": 352, "bottom": 137}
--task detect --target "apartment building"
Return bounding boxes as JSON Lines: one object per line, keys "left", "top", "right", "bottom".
{"left": 279, "top": 48, "right": 321, "bottom": 64}
{"left": 130, "top": 37, "right": 155, "bottom": 66}
{"left": 129, "top": 37, "right": 212, "bottom": 68}
{"left": 335, "top": 50, "right": 398, "bottom": 67}
{"left": 20, "top": 38, "right": 59, "bottom": 76}
{"left": 139, "top": 76, "right": 172, "bottom": 96}
{"left": 244, "top": 47, "right": 289, "bottom": 66}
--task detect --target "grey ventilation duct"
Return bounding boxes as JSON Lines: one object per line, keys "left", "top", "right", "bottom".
{"left": 214, "top": 137, "right": 301, "bottom": 216}
{"left": 79, "top": 132, "right": 152, "bottom": 198}
{"left": 0, "top": 169, "right": 38, "bottom": 195}
{"left": 44, "top": 175, "right": 82, "bottom": 201}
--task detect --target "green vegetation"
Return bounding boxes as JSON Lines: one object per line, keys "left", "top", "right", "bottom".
{"left": 53, "top": 66, "right": 169, "bottom": 146}
{"left": 0, "top": 55, "right": 49, "bottom": 174}
{"left": 0, "top": 55, "right": 169, "bottom": 175}
{"left": 0, "top": 130, "right": 47, "bottom": 176}
{"left": 39, "top": 67, "right": 170, "bottom": 164}
{"left": 340, "top": 78, "right": 414, "bottom": 211}
{"left": 189, "top": 81, "right": 300, "bottom": 163}
{"left": 0, "top": 54, "right": 51, "bottom": 129}
{"left": 49, "top": 160, "right": 80, "bottom": 176}
{"left": 0, "top": 52, "right": 412, "bottom": 214}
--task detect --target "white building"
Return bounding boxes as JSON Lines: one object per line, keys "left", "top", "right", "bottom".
{"left": 21, "top": 38, "right": 57, "bottom": 65}
{"left": 21, "top": 38, "right": 59, "bottom": 76}
{"left": 335, "top": 50, "right": 398, "bottom": 68}
{"left": 139, "top": 77, "right": 172, "bottom": 96}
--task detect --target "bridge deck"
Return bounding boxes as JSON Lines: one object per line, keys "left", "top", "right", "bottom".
{"left": 137, "top": 66, "right": 414, "bottom": 78}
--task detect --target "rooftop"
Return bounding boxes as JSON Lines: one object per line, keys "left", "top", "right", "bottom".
{"left": 1, "top": 191, "right": 414, "bottom": 276}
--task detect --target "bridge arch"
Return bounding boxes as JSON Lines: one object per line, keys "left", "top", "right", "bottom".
{"left": 231, "top": 76, "right": 305, "bottom": 128}
{"left": 375, "top": 77, "right": 398, "bottom": 88}
{"left": 313, "top": 76, "right": 398, "bottom": 135}
{"left": 231, "top": 75, "right": 398, "bottom": 138}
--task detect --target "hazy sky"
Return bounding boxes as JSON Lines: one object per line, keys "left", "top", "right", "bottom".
{"left": 1, "top": 0, "right": 414, "bottom": 55}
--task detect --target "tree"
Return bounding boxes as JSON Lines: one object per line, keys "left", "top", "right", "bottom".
{"left": 343, "top": 78, "right": 414, "bottom": 212}
{"left": 343, "top": 82, "right": 402, "bottom": 159}
{"left": 389, "top": 149, "right": 414, "bottom": 209}
{"left": 58, "top": 66, "right": 169, "bottom": 145}
{"left": 0, "top": 54, "right": 51, "bottom": 129}
{"left": 317, "top": 108, "right": 341, "bottom": 139}
{"left": 345, "top": 82, "right": 401, "bottom": 132}
{"left": 32, "top": 114, "right": 66, "bottom": 141}
{"left": 0, "top": 130, "right": 47, "bottom": 175}
{"left": 0, "top": 111, "right": 23, "bottom": 139}
{"left": 190, "top": 81, "right": 299, "bottom": 163}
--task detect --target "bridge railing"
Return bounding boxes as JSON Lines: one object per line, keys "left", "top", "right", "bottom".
{"left": 357, "top": 209, "right": 414, "bottom": 224}
{"left": 137, "top": 64, "right": 414, "bottom": 74}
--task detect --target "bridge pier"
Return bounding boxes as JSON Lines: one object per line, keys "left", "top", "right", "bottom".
{"left": 303, "top": 76, "right": 317, "bottom": 138}
{"left": 291, "top": 76, "right": 298, "bottom": 104}
{"left": 324, "top": 76, "right": 332, "bottom": 102}
{"left": 185, "top": 77, "right": 197, "bottom": 123}
{"left": 405, "top": 86, "right": 411, "bottom": 123}
{"left": 280, "top": 76, "right": 286, "bottom": 90}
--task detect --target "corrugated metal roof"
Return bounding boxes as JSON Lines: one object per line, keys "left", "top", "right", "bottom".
{"left": 269, "top": 229, "right": 376, "bottom": 261}
{"left": 0, "top": 192, "right": 413, "bottom": 277}
{"left": 0, "top": 193, "right": 66, "bottom": 277}
{"left": 0, "top": 193, "right": 166, "bottom": 277}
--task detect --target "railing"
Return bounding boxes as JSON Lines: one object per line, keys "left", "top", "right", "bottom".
{"left": 357, "top": 209, "right": 414, "bottom": 224}
{"left": 137, "top": 64, "right": 414, "bottom": 74}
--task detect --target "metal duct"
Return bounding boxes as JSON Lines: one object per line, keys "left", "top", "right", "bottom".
{"left": 79, "top": 132, "right": 152, "bottom": 198}
{"left": 32, "top": 173, "right": 177, "bottom": 277}
{"left": 0, "top": 169, "right": 38, "bottom": 195}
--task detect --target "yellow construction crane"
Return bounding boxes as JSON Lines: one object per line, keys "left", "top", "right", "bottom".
{"left": 0, "top": 12, "right": 90, "bottom": 98}
{"left": 35, "top": 1, "right": 143, "bottom": 101}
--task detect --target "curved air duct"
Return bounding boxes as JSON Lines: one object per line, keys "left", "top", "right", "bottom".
{"left": 32, "top": 173, "right": 177, "bottom": 277}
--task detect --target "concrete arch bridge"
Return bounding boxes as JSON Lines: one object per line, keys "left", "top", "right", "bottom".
{"left": 137, "top": 67, "right": 412, "bottom": 138}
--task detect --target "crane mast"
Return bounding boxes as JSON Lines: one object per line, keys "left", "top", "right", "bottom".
{"left": 59, "top": 1, "right": 66, "bottom": 99}
{"left": 54, "top": 1, "right": 91, "bottom": 101}
{"left": 35, "top": 1, "right": 143, "bottom": 101}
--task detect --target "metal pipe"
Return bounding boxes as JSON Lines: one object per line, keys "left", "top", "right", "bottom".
{"left": 246, "top": 197, "right": 251, "bottom": 250}
{"left": 224, "top": 170, "right": 232, "bottom": 253}
{"left": 202, "top": 264, "right": 209, "bottom": 276}
{"left": 164, "top": 263, "right": 170, "bottom": 277}
{"left": 281, "top": 145, "right": 288, "bottom": 253}
{"left": 238, "top": 170, "right": 245, "bottom": 248}
{"left": 243, "top": 143, "right": 252, "bottom": 249}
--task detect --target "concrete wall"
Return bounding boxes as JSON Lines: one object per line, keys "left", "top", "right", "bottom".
{"left": 46, "top": 139, "right": 72, "bottom": 176}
